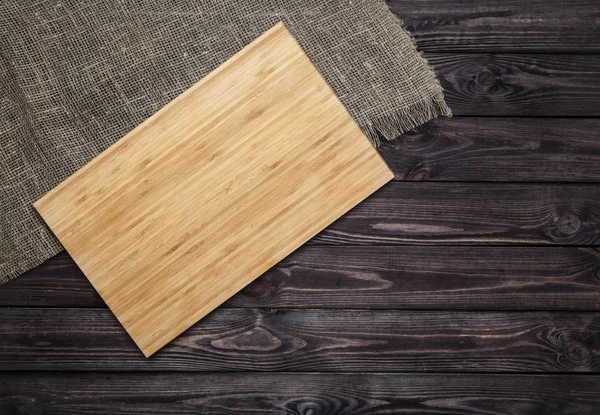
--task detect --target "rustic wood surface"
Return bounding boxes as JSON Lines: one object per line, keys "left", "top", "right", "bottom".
{"left": 3, "top": 247, "right": 599, "bottom": 310}
{"left": 2, "top": 373, "right": 599, "bottom": 415}
{"left": 317, "top": 183, "right": 600, "bottom": 245}
{"left": 388, "top": 0, "right": 600, "bottom": 52}
{"left": 431, "top": 54, "right": 600, "bottom": 117}
{"left": 1, "top": 308, "right": 599, "bottom": 372}
{"left": 379, "top": 118, "right": 600, "bottom": 181}
{"left": 2, "top": 0, "right": 599, "bottom": 413}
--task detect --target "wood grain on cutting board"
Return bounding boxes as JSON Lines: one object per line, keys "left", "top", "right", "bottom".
{"left": 34, "top": 22, "right": 393, "bottom": 357}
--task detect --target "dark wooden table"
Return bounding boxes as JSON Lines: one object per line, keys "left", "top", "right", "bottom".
{"left": 2, "top": 1, "right": 600, "bottom": 413}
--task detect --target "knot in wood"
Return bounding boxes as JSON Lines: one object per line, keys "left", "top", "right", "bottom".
{"left": 242, "top": 278, "right": 271, "bottom": 298}
{"left": 286, "top": 398, "right": 331, "bottom": 415}
{"left": 476, "top": 69, "right": 496, "bottom": 89}
{"left": 566, "top": 341, "right": 590, "bottom": 363}
{"left": 557, "top": 213, "right": 581, "bottom": 235}
{"left": 407, "top": 164, "right": 432, "bottom": 180}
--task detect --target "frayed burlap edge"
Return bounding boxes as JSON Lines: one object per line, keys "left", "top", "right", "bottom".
{"left": 363, "top": 90, "right": 452, "bottom": 146}
{"left": 361, "top": 13, "right": 452, "bottom": 147}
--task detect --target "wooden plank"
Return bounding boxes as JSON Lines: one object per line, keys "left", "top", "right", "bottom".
{"left": 388, "top": 0, "right": 600, "bottom": 53}
{"left": 33, "top": 23, "right": 393, "bottom": 357}
{"left": 1, "top": 308, "right": 598, "bottom": 372}
{"left": 0, "top": 252, "right": 102, "bottom": 307}
{"left": 430, "top": 53, "right": 600, "bottom": 116}
{"left": 3, "top": 247, "right": 600, "bottom": 310}
{"left": 2, "top": 373, "right": 599, "bottom": 414}
{"left": 379, "top": 118, "right": 600, "bottom": 182}
{"left": 318, "top": 183, "right": 600, "bottom": 245}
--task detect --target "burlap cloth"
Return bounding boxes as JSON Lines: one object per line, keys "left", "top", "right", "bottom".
{"left": 0, "top": 0, "right": 451, "bottom": 284}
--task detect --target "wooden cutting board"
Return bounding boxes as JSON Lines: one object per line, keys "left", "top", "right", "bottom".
{"left": 34, "top": 22, "right": 393, "bottom": 357}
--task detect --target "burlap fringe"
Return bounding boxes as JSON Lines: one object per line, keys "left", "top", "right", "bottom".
{"left": 362, "top": 91, "right": 452, "bottom": 147}
{"left": 362, "top": 13, "right": 452, "bottom": 147}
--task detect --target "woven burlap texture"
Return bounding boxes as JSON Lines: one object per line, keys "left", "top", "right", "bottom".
{"left": 0, "top": 0, "right": 451, "bottom": 284}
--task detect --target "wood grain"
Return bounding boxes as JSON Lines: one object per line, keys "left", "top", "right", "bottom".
{"left": 379, "top": 118, "right": 600, "bottom": 182}
{"left": 3, "top": 247, "right": 600, "bottom": 310}
{"left": 2, "top": 373, "right": 599, "bottom": 415}
{"left": 317, "top": 183, "right": 600, "bottom": 245}
{"left": 388, "top": 0, "right": 600, "bottom": 52}
{"left": 431, "top": 53, "right": 600, "bottom": 116}
{"left": 33, "top": 23, "right": 392, "bottom": 357}
{"left": 1, "top": 307, "right": 598, "bottom": 372}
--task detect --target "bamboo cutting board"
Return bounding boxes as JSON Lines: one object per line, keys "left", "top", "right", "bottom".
{"left": 34, "top": 22, "right": 393, "bottom": 357}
